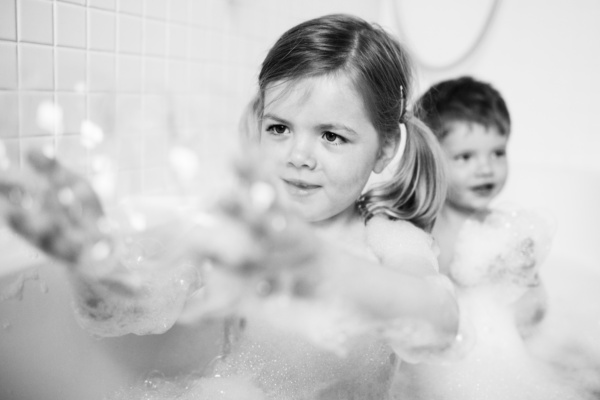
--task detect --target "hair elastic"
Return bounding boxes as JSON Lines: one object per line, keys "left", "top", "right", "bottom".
{"left": 397, "top": 84, "right": 408, "bottom": 161}
{"left": 397, "top": 121, "right": 408, "bottom": 162}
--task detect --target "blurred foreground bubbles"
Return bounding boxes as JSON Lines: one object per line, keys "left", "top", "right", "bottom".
{"left": 0, "top": 141, "right": 10, "bottom": 170}
{"left": 36, "top": 101, "right": 64, "bottom": 134}
{"left": 169, "top": 146, "right": 200, "bottom": 186}
{"left": 81, "top": 120, "right": 105, "bottom": 149}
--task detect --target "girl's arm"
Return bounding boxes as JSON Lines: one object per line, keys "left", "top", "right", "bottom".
{"left": 0, "top": 151, "right": 458, "bottom": 349}
{"left": 321, "top": 243, "right": 458, "bottom": 336}
{"left": 0, "top": 150, "right": 325, "bottom": 338}
{"left": 361, "top": 216, "right": 459, "bottom": 353}
{"left": 292, "top": 216, "right": 459, "bottom": 357}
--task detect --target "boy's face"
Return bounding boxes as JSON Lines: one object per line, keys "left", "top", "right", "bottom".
{"left": 440, "top": 121, "right": 508, "bottom": 214}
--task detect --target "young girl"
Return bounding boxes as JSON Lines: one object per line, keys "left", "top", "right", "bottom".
{"left": 0, "top": 14, "right": 458, "bottom": 399}
{"left": 394, "top": 76, "right": 595, "bottom": 399}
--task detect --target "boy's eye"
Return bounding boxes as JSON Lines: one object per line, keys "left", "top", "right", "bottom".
{"left": 267, "top": 124, "right": 289, "bottom": 135}
{"left": 322, "top": 131, "right": 346, "bottom": 144}
{"left": 455, "top": 153, "right": 471, "bottom": 162}
{"left": 493, "top": 149, "right": 506, "bottom": 158}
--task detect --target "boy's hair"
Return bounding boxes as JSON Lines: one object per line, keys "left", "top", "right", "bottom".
{"left": 256, "top": 14, "right": 445, "bottom": 232}
{"left": 415, "top": 76, "right": 511, "bottom": 140}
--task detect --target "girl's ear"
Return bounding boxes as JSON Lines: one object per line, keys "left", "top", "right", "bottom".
{"left": 373, "top": 132, "right": 400, "bottom": 174}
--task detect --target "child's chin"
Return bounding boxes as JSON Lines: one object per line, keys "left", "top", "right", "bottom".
{"left": 472, "top": 201, "right": 494, "bottom": 213}
{"left": 460, "top": 199, "right": 493, "bottom": 214}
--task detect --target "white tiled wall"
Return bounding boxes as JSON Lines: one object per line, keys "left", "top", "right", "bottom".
{"left": 0, "top": 0, "right": 381, "bottom": 201}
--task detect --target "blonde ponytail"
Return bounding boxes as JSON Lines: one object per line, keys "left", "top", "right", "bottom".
{"left": 358, "top": 112, "right": 446, "bottom": 232}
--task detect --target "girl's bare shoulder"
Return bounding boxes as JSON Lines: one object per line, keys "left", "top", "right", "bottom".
{"left": 366, "top": 215, "right": 439, "bottom": 275}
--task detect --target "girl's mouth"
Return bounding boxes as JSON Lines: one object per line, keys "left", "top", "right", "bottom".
{"left": 471, "top": 183, "right": 495, "bottom": 197}
{"left": 282, "top": 179, "right": 321, "bottom": 196}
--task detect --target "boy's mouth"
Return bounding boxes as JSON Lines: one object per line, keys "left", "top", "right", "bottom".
{"left": 470, "top": 183, "right": 495, "bottom": 197}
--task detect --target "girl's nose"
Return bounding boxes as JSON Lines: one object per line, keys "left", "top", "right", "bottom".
{"left": 287, "top": 138, "right": 316, "bottom": 169}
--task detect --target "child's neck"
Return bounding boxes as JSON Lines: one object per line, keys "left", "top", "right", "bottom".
{"left": 439, "top": 203, "right": 490, "bottom": 226}
{"left": 311, "top": 205, "right": 362, "bottom": 240}
{"left": 434, "top": 204, "right": 488, "bottom": 274}
{"left": 438, "top": 205, "right": 470, "bottom": 228}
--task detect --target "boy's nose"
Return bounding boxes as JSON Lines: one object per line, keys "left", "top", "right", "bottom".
{"left": 476, "top": 157, "right": 494, "bottom": 175}
{"left": 287, "top": 138, "right": 316, "bottom": 169}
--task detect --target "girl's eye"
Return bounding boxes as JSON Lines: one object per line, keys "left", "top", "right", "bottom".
{"left": 267, "top": 124, "right": 289, "bottom": 135}
{"left": 322, "top": 131, "right": 346, "bottom": 145}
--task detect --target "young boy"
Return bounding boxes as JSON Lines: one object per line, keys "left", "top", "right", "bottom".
{"left": 415, "top": 76, "right": 546, "bottom": 336}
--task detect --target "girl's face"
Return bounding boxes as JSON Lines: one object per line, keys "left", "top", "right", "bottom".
{"left": 440, "top": 121, "right": 508, "bottom": 214}
{"left": 259, "top": 75, "right": 394, "bottom": 224}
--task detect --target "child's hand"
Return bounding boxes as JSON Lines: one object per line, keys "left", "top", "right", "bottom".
{"left": 191, "top": 157, "right": 320, "bottom": 295}
{"left": 508, "top": 237, "right": 539, "bottom": 286}
{"left": 512, "top": 283, "right": 547, "bottom": 338}
{"left": 177, "top": 156, "right": 324, "bottom": 321}
{"left": 493, "top": 237, "right": 540, "bottom": 287}
{"left": 0, "top": 150, "right": 112, "bottom": 267}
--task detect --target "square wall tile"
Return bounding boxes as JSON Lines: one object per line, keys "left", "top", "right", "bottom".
{"left": 119, "top": 0, "right": 143, "bottom": 15}
{"left": 117, "top": 133, "right": 142, "bottom": 170}
{"left": 56, "top": 93, "right": 86, "bottom": 134}
{"left": 56, "top": 134, "right": 87, "bottom": 171}
{"left": 56, "top": 48, "right": 87, "bottom": 91}
{"left": 19, "top": 0, "right": 53, "bottom": 45}
{"left": 20, "top": 93, "right": 55, "bottom": 136}
{"left": 190, "top": 27, "right": 211, "bottom": 60}
{"left": 168, "top": 24, "right": 187, "bottom": 58}
{"left": 115, "top": 169, "right": 142, "bottom": 198}
{"left": 144, "top": 58, "right": 165, "bottom": 93}
{"left": 143, "top": 130, "right": 169, "bottom": 168}
{"left": 0, "top": 92, "right": 19, "bottom": 138}
{"left": 0, "top": 0, "right": 17, "bottom": 40}
{"left": 89, "top": 9, "right": 116, "bottom": 51}
{"left": 145, "top": 0, "right": 167, "bottom": 20}
{"left": 1, "top": 138, "right": 20, "bottom": 169}
{"left": 118, "top": 15, "right": 142, "bottom": 53}
{"left": 88, "top": 52, "right": 116, "bottom": 92}
{"left": 142, "top": 167, "right": 170, "bottom": 195}
{"left": 209, "top": 30, "right": 227, "bottom": 63}
{"left": 142, "top": 94, "right": 167, "bottom": 133}
{"left": 89, "top": 0, "right": 116, "bottom": 10}
{"left": 228, "top": 34, "right": 243, "bottom": 64}
{"left": 208, "top": 0, "right": 231, "bottom": 32}
{"left": 117, "top": 55, "right": 142, "bottom": 92}
{"left": 0, "top": 43, "right": 18, "bottom": 89}
{"left": 168, "top": 60, "right": 187, "bottom": 93}
{"left": 189, "top": 61, "right": 209, "bottom": 92}
{"left": 58, "top": 0, "right": 86, "bottom": 6}
{"left": 144, "top": 20, "right": 166, "bottom": 56}
{"left": 169, "top": 0, "right": 188, "bottom": 24}
{"left": 168, "top": 94, "right": 192, "bottom": 135}
{"left": 116, "top": 94, "right": 142, "bottom": 134}
{"left": 189, "top": 1, "right": 209, "bottom": 28}
{"left": 56, "top": 2, "right": 86, "bottom": 48}
{"left": 88, "top": 94, "right": 116, "bottom": 135}
{"left": 20, "top": 44, "right": 54, "bottom": 90}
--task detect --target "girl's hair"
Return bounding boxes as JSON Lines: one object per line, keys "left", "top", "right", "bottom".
{"left": 238, "top": 93, "right": 261, "bottom": 144}
{"left": 257, "top": 14, "right": 445, "bottom": 232}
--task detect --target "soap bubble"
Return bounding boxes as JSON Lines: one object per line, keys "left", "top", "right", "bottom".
{"left": 81, "top": 120, "right": 105, "bottom": 149}
{"left": 36, "top": 101, "right": 64, "bottom": 134}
